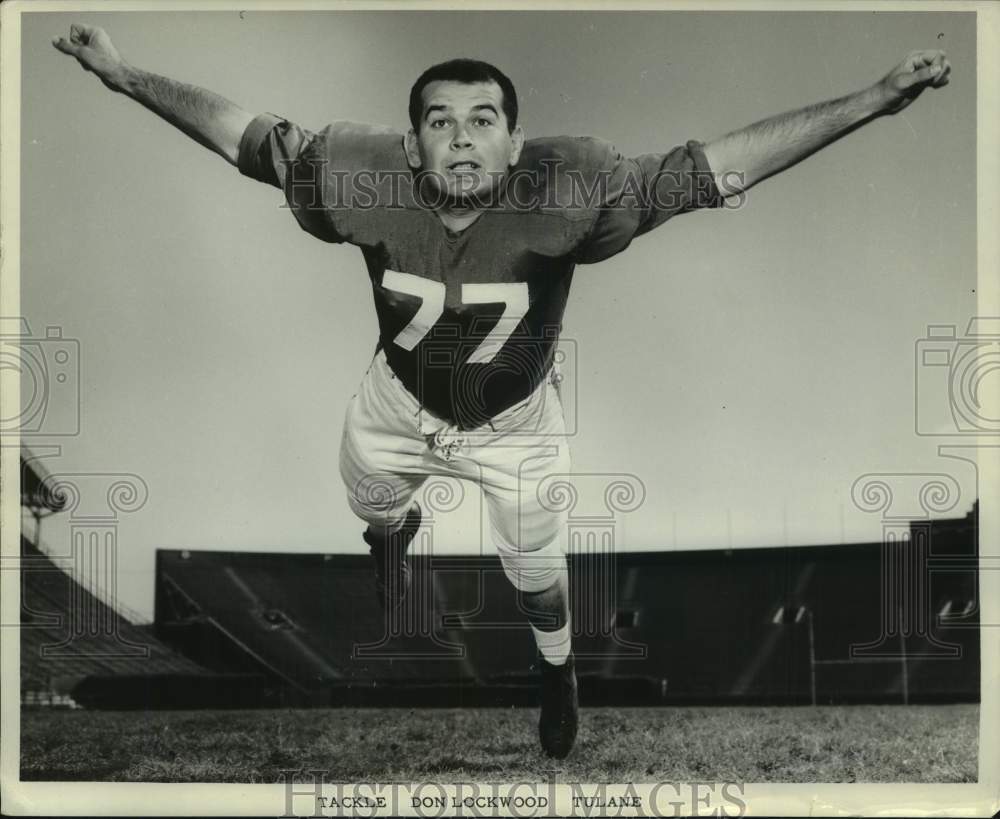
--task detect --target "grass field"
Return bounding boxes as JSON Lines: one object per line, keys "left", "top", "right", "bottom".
{"left": 20, "top": 704, "right": 977, "bottom": 783}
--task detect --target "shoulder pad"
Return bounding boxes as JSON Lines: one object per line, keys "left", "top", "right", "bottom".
{"left": 310, "top": 120, "right": 410, "bottom": 174}
{"left": 509, "top": 136, "right": 621, "bottom": 214}
{"left": 517, "top": 135, "right": 618, "bottom": 174}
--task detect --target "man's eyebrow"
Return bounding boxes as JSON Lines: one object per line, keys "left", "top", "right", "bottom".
{"left": 424, "top": 103, "right": 499, "bottom": 119}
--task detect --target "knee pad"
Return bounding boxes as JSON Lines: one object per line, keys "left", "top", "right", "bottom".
{"left": 492, "top": 526, "right": 568, "bottom": 593}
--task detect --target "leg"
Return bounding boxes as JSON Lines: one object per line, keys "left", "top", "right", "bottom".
{"left": 490, "top": 516, "right": 577, "bottom": 760}
{"left": 520, "top": 568, "right": 570, "bottom": 631}
{"left": 484, "top": 447, "right": 572, "bottom": 658}
{"left": 476, "top": 387, "right": 577, "bottom": 757}
{"left": 517, "top": 556, "right": 577, "bottom": 759}
{"left": 340, "top": 456, "right": 425, "bottom": 609}
{"left": 361, "top": 500, "right": 423, "bottom": 608}
{"left": 339, "top": 352, "right": 430, "bottom": 607}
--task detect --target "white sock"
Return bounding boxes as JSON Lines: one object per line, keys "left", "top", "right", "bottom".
{"left": 531, "top": 623, "right": 571, "bottom": 666}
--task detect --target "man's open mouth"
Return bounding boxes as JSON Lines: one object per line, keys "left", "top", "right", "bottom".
{"left": 447, "top": 161, "right": 481, "bottom": 172}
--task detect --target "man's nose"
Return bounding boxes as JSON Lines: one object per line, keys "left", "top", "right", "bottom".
{"left": 451, "top": 125, "right": 473, "bottom": 149}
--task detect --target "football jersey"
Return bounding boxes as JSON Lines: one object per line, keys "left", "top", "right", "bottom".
{"left": 238, "top": 114, "right": 720, "bottom": 429}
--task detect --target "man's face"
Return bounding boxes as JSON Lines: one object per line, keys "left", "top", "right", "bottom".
{"left": 405, "top": 80, "right": 524, "bottom": 203}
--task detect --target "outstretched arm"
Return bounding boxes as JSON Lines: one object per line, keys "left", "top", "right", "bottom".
{"left": 702, "top": 50, "right": 951, "bottom": 197}
{"left": 53, "top": 24, "right": 254, "bottom": 165}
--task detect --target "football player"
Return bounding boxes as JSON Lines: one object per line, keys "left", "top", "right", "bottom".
{"left": 54, "top": 23, "right": 950, "bottom": 758}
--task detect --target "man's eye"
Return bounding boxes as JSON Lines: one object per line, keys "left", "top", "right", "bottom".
{"left": 429, "top": 119, "right": 449, "bottom": 128}
{"left": 474, "top": 118, "right": 494, "bottom": 127}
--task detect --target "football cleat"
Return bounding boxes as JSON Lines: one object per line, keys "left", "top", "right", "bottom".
{"left": 538, "top": 652, "right": 578, "bottom": 759}
{"left": 363, "top": 502, "right": 421, "bottom": 609}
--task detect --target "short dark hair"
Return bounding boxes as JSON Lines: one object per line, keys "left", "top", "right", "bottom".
{"left": 409, "top": 59, "right": 519, "bottom": 133}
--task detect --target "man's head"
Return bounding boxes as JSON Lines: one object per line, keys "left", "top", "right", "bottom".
{"left": 405, "top": 59, "right": 524, "bottom": 204}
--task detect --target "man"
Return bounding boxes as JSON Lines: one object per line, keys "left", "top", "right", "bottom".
{"left": 54, "top": 23, "right": 949, "bottom": 759}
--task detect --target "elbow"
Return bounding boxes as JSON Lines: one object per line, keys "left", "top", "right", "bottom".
{"left": 218, "top": 109, "right": 256, "bottom": 167}
{"left": 220, "top": 142, "right": 240, "bottom": 166}
{"left": 702, "top": 140, "right": 746, "bottom": 197}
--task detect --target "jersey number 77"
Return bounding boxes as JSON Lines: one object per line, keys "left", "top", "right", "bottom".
{"left": 383, "top": 270, "right": 529, "bottom": 364}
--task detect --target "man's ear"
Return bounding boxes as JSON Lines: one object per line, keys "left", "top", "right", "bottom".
{"left": 508, "top": 125, "right": 525, "bottom": 166}
{"left": 404, "top": 129, "right": 422, "bottom": 169}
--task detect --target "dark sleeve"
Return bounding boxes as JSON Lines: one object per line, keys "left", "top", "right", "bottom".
{"left": 237, "top": 115, "right": 404, "bottom": 245}
{"left": 574, "top": 140, "right": 722, "bottom": 264}
{"left": 237, "top": 113, "right": 312, "bottom": 189}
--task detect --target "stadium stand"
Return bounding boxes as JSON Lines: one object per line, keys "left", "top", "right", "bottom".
{"left": 155, "top": 503, "right": 980, "bottom": 707}
{"left": 155, "top": 551, "right": 488, "bottom": 705}
{"left": 19, "top": 451, "right": 272, "bottom": 709}
{"left": 20, "top": 537, "right": 274, "bottom": 708}
{"left": 21, "top": 446, "right": 978, "bottom": 709}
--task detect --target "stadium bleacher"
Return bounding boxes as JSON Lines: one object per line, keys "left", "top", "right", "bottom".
{"left": 19, "top": 537, "right": 273, "bottom": 708}
{"left": 17, "top": 448, "right": 278, "bottom": 708}
{"left": 154, "top": 502, "right": 979, "bottom": 706}
{"left": 19, "top": 446, "right": 979, "bottom": 709}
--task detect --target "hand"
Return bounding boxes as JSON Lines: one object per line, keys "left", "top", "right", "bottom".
{"left": 52, "top": 24, "right": 128, "bottom": 90}
{"left": 876, "top": 50, "right": 951, "bottom": 115}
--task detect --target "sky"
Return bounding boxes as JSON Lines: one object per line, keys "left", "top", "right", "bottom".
{"left": 15, "top": 9, "right": 980, "bottom": 620}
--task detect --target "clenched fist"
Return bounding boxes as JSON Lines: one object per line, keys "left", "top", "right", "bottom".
{"left": 52, "top": 24, "right": 129, "bottom": 90}
{"left": 876, "top": 50, "right": 952, "bottom": 115}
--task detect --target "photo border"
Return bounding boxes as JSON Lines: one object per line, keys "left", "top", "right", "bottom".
{"left": 2, "top": 1, "right": 997, "bottom": 816}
